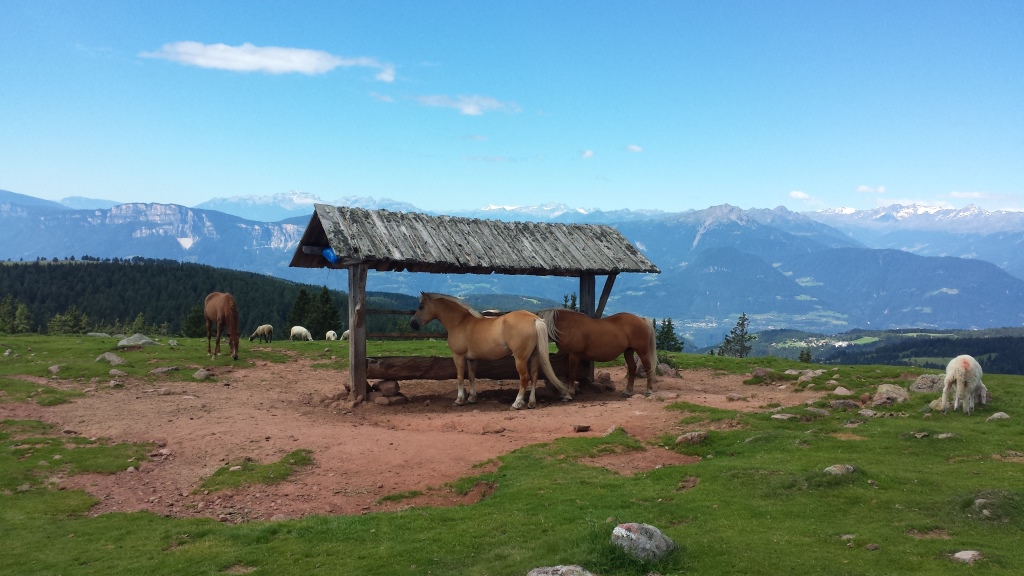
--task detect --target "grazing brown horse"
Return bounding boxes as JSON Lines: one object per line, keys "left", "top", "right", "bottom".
{"left": 204, "top": 292, "right": 240, "bottom": 360}
{"left": 409, "top": 292, "right": 573, "bottom": 409}
{"left": 536, "top": 308, "right": 657, "bottom": 396}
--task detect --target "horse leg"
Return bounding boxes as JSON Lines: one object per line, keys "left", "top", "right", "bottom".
{"left": 214, "top": 320, "right": 224, "bottom": 357}
{"left": 511, "top": 355, "right": 531, "bottom": 410}
{"left": 526, "top": 353, "right": 541, "bottom": 409}
{"left": 453, "top": 354, "right": 468, "bottom": 406}
{"left": 466, "top": 359, "right": 478, "bottom": 404}
{"left": 622, "top": 350, "right": 638, "bottom": 396}
{"left": 206, "top": 319, "right": 213, "bottom": 356}
{"left": 565, "top": 354, "right": 580, "bottom": 396}
{"left": 639, "top": 348, "right": 655, "bottom": 396}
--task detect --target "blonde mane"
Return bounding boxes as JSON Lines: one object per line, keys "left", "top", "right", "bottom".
{"left": 423, "top": 292, "right": 484, "bottom": 318}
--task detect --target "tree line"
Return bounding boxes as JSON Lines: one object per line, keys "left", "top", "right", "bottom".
{"left": 0, "top": 259, "right": 422, "bottom": 339}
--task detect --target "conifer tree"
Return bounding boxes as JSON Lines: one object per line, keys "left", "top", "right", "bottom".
{"left": 656, "top": 318, "right": 684, "bottom": 352}
{"left": 289, "top": 288, "right": 312, "bottom": 329}
{"left": 718, "top": 312, "right": 756, "bottom": 358}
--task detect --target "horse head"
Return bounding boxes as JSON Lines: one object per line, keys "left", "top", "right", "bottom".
{"left": 410, "top": 292, "right": 436, "bottom": 330}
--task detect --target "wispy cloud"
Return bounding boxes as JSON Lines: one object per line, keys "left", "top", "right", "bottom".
{"left": 856, "top": 185, "right": 886, "bottom": 194}
{"left": 626, "top": 144, "right": 643, "bottom": 153}
{"left": 140, "top": 41, "right": 395, "bottom": 80}
{"left": 581, "top": 150, "right": 594, "bottom": 159}
{"left": 789, "top": 190, "right": 811, "bottom": 201}
{"left": 415, "top": 95, "right": 520, "bottom": 116}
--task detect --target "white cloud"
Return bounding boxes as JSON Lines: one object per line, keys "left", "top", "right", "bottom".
{"left": 789, "top": 190, "right": 811, "bottom": 200}
{"left": 581, "top": 150, "right": 594, "bottom": 159}
{"left": 140, "top": 41, "right": 395, "bottom": 80}
{"left": 415, "top": 95, "right": 520, "bottom": 116}
{"left": 856, "top": 185, "right": 886, "bottom": 194}
{"left": 626, "top": 144, "right": 643, "bottom": 153}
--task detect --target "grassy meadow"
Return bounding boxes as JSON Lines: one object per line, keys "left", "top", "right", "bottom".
{"left": 1, "top": 334, "right": 1023, "bottom": 575}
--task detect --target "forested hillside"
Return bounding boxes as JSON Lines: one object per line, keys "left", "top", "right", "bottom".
{"left": 824, "top": 334, "right": 1024, "bottom": 375}
{"left": 0, "top": 259, "right": 419, "bottom": 337}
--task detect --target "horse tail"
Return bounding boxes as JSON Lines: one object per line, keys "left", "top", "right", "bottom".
{"left": 535, "top": 308, "right": 560, "bottom": 342}
{"left": 646, "top": 317, "right": 658, "bottom": 375}
{"left": 534, "top": 318, "right": 572, "bottom": 400}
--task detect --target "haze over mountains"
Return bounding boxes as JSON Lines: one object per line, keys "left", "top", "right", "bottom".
{"left": 3, "top": 188, "right": 1023, "bottom": 345}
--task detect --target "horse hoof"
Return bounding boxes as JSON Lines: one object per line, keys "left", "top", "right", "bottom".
{"left": 454, "top": 399, "right": 465, "bottom": 406}
{"left": 511, "top": 402, "right": 525, "bottom": 410}
{"left": 644, "top": 390, "right": 653, "bottom": 397}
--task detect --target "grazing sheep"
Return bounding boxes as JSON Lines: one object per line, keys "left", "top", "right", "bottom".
{"left": 941, "top": 354, "right": 986, "bottom": 415}
{"left": 326, "top": 330, "right": 338, "bottom": 341}
{"left": 249, "top": 324, "right": 273, "bottom": 343}
{"left": 290, "top": 326, "right": 313, "bottom": 341}
{"left": 341, "top": 329, "right": 350, "bottom": 340}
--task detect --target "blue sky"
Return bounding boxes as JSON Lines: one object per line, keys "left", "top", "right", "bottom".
{"left": 2, "top": 1, "right": 1021, "bottom": 213}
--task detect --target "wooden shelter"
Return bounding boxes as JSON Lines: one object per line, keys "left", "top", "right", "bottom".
{"left": 289, "top": 204, "right": 660, "bottom": 402}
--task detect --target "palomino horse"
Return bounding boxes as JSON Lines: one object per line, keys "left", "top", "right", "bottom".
{"left": 409, "top": 292, "right": 573, "bottom": 409}
{"left": 204, "top": 292, "right": 240, "bottom": 360}
{"left": 536, "top": 308, "right": 657, "bottom": 396}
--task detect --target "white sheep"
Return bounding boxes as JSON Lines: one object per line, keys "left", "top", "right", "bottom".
{"left": 326, "top": 330, "right": 338, "bottom": 341}
{"left": 249, "top": 324, "right": 273, "bottom": 343}
{"left": 290, "top": 326, "right": 313, "bottom": 341}
{"left": 941, "top": 354, "right": 986, "bottom": 415}
{"left": 341, "top": 329, "right": 350, "bottom": 340}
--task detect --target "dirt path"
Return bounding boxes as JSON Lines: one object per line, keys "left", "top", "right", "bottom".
{"left": 4, "top": 355, "right": 826, "bottom": 522}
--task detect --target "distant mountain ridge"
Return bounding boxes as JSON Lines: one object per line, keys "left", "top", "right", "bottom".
{"left": 4, "top": 188, "right": 1024, "bottom": 344}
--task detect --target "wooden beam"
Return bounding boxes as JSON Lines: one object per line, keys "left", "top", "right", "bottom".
{"left": 348, "top": 263, "right": 368, "bottom": 402}
{"left": 367, "top": 355, "right": 569, "bottom": 381}
{"left": 595, "top": 273, "right": 617, "bottom": 318}
{"left": 578, "top": 273, "right": 596, "bottom": 383}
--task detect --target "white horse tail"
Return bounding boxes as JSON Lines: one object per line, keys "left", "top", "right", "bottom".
{"left": 534, "top": 318, "right": 572, "bottom": 400}
{"left": 535, "top": 308, "right": 560, "bottom": 342}
{"left": 646, "top": 317, "right": 659, "bottom": 375}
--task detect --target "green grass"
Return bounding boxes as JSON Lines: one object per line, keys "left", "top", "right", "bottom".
{"left": 2, "top": 335, "right": 1024, "bottom": 574}
{"left": 199, "top": 450, "right": 314, "bottom": 492}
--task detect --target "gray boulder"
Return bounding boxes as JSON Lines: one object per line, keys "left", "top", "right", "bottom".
{"left": 118, "top": 333, "right": 158, "bottom": 347}
{"left": 611, "top": 522, "right": 675, "bottom": 561}
{"left": 527, "top": 567, "right": 596, "bottom": 576}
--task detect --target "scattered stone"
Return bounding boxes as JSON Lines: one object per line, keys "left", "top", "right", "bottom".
{"left": 527, "top": 567, "right": 596, "bottom": 576}
{"left": 726, "top": 393, "right": 745, "bottom": 401}
{"left": 3, "top": 349, "right": 12, "bottom": 356}
{"left": 149, "top": 366, "right": 179, "bottom": 375}
{"left": 62, "top": 428, "right": 78, "bottom": 435}
{"left": 572, "top": 424, "right": 591, "bottom": 433}
{"left": 910, "top": 374, "right": 944, "bottom": 393}
{"left": 865, "top": 543, "right": 880, "bottom": 551}
{"left": 676, "top": 431, "right": 708, "bottom": 445}
{"left": 126, "top": 466, "right": 137, "bottom": 473}
{"left": 936, "top": 433, "right": 957, "bottom": 439}
{"left": 48, "top": 364, "right": 61, "bottom": 374}
{"left": 95, "top": 352, "right": 127, "bottom": 365}
{"left": 118, "top": 333, "right": 158, "bottom": 347}
{"left": 771, "top": 413, "right": 796, "bottom": 420}
{"left": 952, "top": 550, "right": 983, "bottom": 564}
{"left": 593, "top": 372, "right": 615, "bottom": 391}
{"left": 806, "top": 407, "right": 830, "bottom": 416}
{"left": 830, "top": 399, "right": 861, "bottom": 410}
{"left": 872, "top": 384, "right": 909, "bottom": 406}
{"left": 611, "top": 522, "right": 675, "bottom": 561}
{"left": 167, "top": 340, "right": 179, "bottom": 347}
{"left": 751, "top": 367, "right": 774, "bottom": 378}
{"left": 229, "top": 465, "right": 243, "bottom": 471}
{"left": 376, "top": 380, "right": 401, "bottom": 397}
{"left": 109, "top": 369, "right": 127, "bottom": 377}
{"left": 373, "top": 396, "right": 390, "bottom": 406}
{"left": 824, "top": 464, "right": 855, "bottom": 475}
{"left": 193, "top": 368, "right": 213, "bottom": 380}
{"left": 986, "top": 412, "right": 1010, "bottom": 422}
{"left": 858, "top": 409, "right": 876, "bottom": 418}
{"left": 833, "top": 386, "right": 853, "bottom": 396}
{"left": 388, "top": 396, "right": 408, "bottom": 406}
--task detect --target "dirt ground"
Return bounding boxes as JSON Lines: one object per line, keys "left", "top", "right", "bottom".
{"left": 4, "top": 353, "right": 827, "bottom": 523}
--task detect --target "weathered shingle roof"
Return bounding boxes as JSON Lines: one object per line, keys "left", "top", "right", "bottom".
{"left": 289, "top": 204, "right": 660, "bottom": 277}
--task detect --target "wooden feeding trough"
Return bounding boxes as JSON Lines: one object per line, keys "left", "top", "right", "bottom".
{"left": 289, "top": 205, "right": 660, "bottom": 404}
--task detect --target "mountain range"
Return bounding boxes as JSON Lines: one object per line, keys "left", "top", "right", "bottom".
{"left": 3, "top": 188, "right": 1024, "bottom": 346}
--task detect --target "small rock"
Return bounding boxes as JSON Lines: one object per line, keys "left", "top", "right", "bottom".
{"left": 193, "top": 369, "right": 213, "bottom": 380}
{"left": 824, "top": 464, "right": 855, "bottom": 475}
{"left": 482, "top": 422, "right": 506, "bottom": 435}
{"left": 833, "top": 386, "right": 853, "bottom": 396}
{"left": 986, "top": 412, "right": 1010, "bottom": 422}
{"left": 229, "top": 465, "right": 243, "bottom": 471}
{"left": 527, "top": 567, "right": 596, "bottom": 576}
{"left": 676, "top": 431, "right": 708, "bottom": 445}
{"left": 572, "top": 424, "right": 591, "bottom": 433}
{"left": 952, "top": 550, "right": 983, "bottom": 564}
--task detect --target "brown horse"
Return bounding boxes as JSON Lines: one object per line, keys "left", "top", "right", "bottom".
{"left": 409, "top": 292, "right": 573, "bottom": 409}
{"left": 204, "top": 292, "right": 240, "bottom": 361}
{"left": 536, "top": 308, "right": 657, "bottom": 396}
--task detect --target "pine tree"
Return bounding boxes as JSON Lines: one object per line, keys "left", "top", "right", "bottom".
{"left": 180, "top": 305, "right": 206, "bottom": 338}
{"left": 799, "top": 348, "right": 813, "bottom": 363}
{"left": 656, "top": 318, "right": 684, "bottom": 352}
{"left": 289, "top": 288, "right": 312, "bottom": 329}
{"left": 306, "top": 287, "right": 342, "bottom": 339}
{"left": 718, "top": 312, "right": 756, "bottom": 358}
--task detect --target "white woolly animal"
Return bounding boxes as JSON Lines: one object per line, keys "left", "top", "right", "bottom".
{"left": 941, "top": 354, "right": 986, "bottom": 415}
{"left": 249, "top": 324, "right": 273, "bottom": 343}
{"left": 325, "top": 330, "right": 338, "bottom": 341}
{"left": 290, "top": 326, "right": 313, "bottom": 341}
{"left": 341, "top": 329, "right": 350, "bottom": 340}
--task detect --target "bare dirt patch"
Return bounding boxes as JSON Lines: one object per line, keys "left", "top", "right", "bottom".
{"left": 4, "top": 356, "right": 827, "bottom": 522}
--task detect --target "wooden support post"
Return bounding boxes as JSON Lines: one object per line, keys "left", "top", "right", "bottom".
{"left": 595, "top": 273, "right": 617, "bottom": 318}
{"left": 348, "top": 263, "right": 368, "bottom": 403}
{"left": 578, "top": 273, "right": 597, "bottom": 383}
